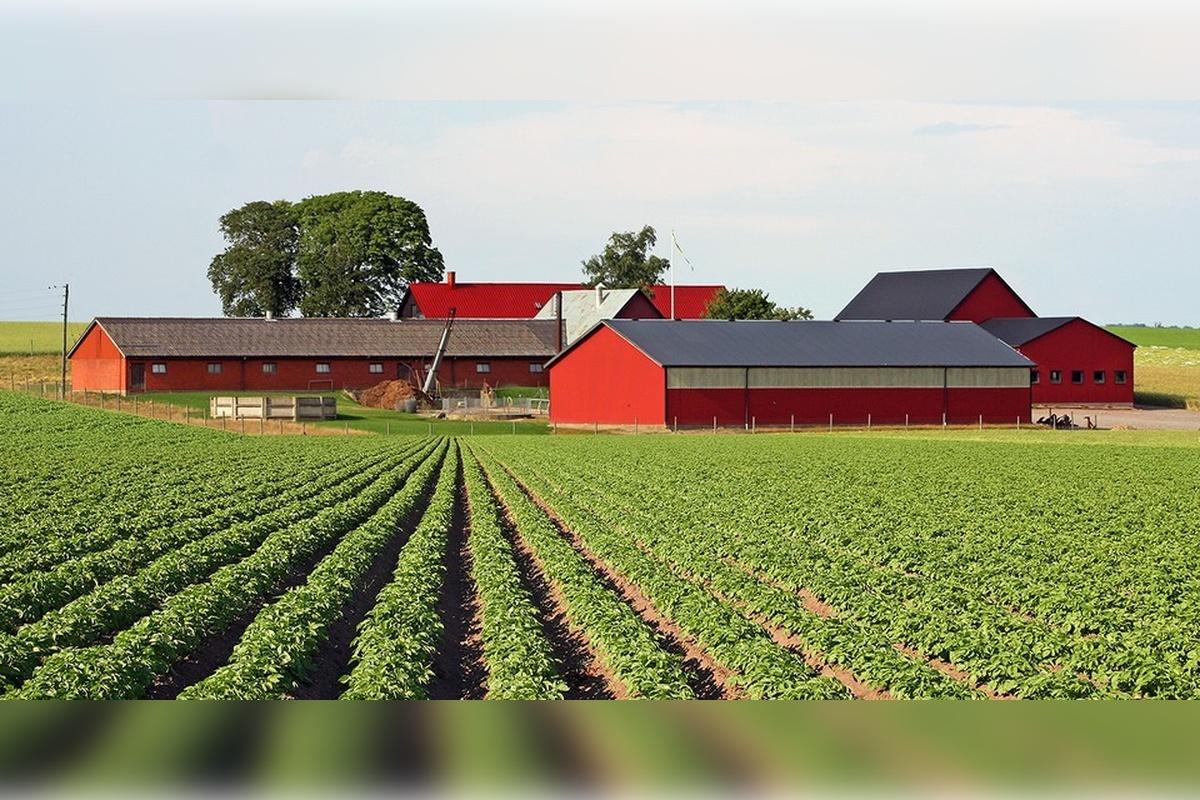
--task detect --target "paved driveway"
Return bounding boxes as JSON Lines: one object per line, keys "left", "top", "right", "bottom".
{"left": 1035, "top": 406, "right": 1200, "bottom": 431}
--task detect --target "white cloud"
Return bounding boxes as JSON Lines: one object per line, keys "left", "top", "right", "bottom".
{"left": 313, "top": 102, "right": 1200, "bottom": 213}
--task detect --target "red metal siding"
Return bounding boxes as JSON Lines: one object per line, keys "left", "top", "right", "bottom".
{"left": 644, "top": 285, "right": 725, "bottom": 319}
{"left": 948, "top": 273, "right": 1035, "bottom": 323}
{"left": 1018, "top": 320, "right": 1135, "bottom": 405}
{"left": 548, "top": 326, "right": 665, "bottom": 425}
{"left": 668, "top": 386, "right": 1030, "bottom": 427}
{"left": 69, "top": 325, "right": 125, "bottom": 393}
{"left": 614, "top": 292, "right": 663, "bottom": 320}
{"left": 113, "top": 356, "right": 546, "bottom": 393}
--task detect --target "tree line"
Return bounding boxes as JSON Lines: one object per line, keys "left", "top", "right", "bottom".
{"left": 208, "top": 194, "right": 809, "bottom": 320}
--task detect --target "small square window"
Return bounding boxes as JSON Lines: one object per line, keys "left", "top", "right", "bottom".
{"left": 1093, "top": 370, "right": 1105, "bottom": 384}
{"left": 1050, "top": 370, "right": 1062, "bottom": 384}
{"left": 262, "top": 362, "right": 277, "bottom": 374}
{"left": 529, "top": 363, "right": 544, "bottom": 374}
{"left": 369, "top": 363, "right": 384, "bottom": 374}
{"left": 315, "top": 363, "right": 331, "bottom": 374}
{"left": 1115, "top": 370, "right": 1127, "bottom": 384}
{"left": 151, "top": 363, "right": 167, "bottom": 374}
{"left": 207, "top": 363, "right": 222, "bottom": 375}
{"left": 1030, "top": 370, "right": 1039, "bottom": 385}
{"left": 476, "top": 362, "right": 491, "bottom": 374}
{"left": 1071, "top": 370, "right": 1084, "bottom": 385}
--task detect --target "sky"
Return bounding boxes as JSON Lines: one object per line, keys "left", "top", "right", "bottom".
{"left": 0, "top": 1, "right": 1198, "bottom": 324}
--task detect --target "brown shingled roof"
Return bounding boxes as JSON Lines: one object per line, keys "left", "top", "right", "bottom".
{"left": 73, "top": 317, "right": 559, "bottom": 359}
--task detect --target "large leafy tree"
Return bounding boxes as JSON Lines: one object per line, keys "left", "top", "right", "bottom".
{"left": 207, "top": 200, "right": 301, "bottom": 317}
{"left": 296, "top": 191, "right": 445, "bottom": 317}
{"left": 703, "top": 287, "right": 813, "bottom": 321}
{"left": 208, "top": 191, "right": 443, "bottom": 318}
{"left": 581, "top": 225, "right": 669, "bottom": 288}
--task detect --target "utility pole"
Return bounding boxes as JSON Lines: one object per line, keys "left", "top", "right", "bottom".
{"left": 60, "top": 284, "right": 69, "bottom": 399}
{"left": 51, "top": 284, "right": 69, "bottom": 399}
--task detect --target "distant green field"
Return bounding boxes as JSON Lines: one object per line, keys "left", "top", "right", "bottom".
{"left": 0, "top": 321, "right": 88, "bottom": 354}
{"left": 1107, "top": 326, "right": 1200, "bottom": 350}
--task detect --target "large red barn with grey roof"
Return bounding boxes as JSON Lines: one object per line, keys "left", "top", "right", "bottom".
{"left": 547, "top": 319, "right": 1034, "bottom": 428}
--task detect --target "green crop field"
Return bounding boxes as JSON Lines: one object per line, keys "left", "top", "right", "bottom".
{"left": 0, "top": 321, "right": 87, "bottom": 354}
{"left": 3, "top": 389, "right": 1200, "bottom": 700}
{"left": 1108, "top": 325, "right": 1200, "bottom": 350}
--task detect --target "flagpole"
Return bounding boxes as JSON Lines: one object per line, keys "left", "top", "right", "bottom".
{"left": 670, "top": 228, "right": 676, "bottom": 320}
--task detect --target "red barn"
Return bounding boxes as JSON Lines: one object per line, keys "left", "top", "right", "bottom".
{"left": 836, "top": 267, "right": 1035, "bottom": 323}
{"left": 400, "top": 272, "right": 724, "bottom": 320}
{"left": 981, "top": 317, "right": 1135, "bottom": 406}
{"left": 547, "top": 319, "right": 1033, "bottom": 428}
{"left": 836, "top": 266, "right": 1131, "bottom": 406}
{"left": 68, "top": 317, "right": 559, "bottom": 394}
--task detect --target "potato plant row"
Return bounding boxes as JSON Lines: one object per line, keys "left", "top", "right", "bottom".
{"left": 482, "top": 434, "right": 1200, "bottom": 699}
{"left": 472, "top": 448, "right": 695, "bottom": 699}
{"left": 461, "top": 450, "right": 566, "bottom": 700}
{"left": 180, "top": 441, "right": 450, "bottom": 699}
{"left": 0, "top": 444, "right": 425, "bottom": 633}
{"left": 7, "top": 440, "right": 441, "bottom": 698}
{"left": 0, "top": 446, "right": 371, "bottom": 583}
{"left": 340, "top": 443, "right": 462, "bottom": 699}
{"left": 477, "top": 445, "right": 847, "bottom": 700}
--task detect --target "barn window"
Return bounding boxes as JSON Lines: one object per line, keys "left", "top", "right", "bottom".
{"left": 476, "top": 362, "right": 491, "bottom": 374}
{"left": 151, "top": 363, "right": 167, "bottom": 374}
{"left": 529, "top": 363, "right": 544, "bottom": 374}
{"left": 315, "top": 363, "right": 331, "bottom": 374}
{"left": 1030, "top": 370, "right": 1039, "bottom": 384}
{"left": 1050, "top": 370, "right": 1062, "bottom": 384}
{"left": 262, "top": 362, "right": 277, "bottom": 374}
{"left": 1115, "top": 370, "right": 1127, "bottom": 384}
{"left": 1071, "top": 370, "right": 1084, "bottom": 384}
{"left": 1093, "top": 370, "right": 1105, "bottom": 384}
{"left": 369, "top": 363, "right": 384, "bottom": 374}
{"left": 207, "top": 363, "right": 222, "bottom": 375}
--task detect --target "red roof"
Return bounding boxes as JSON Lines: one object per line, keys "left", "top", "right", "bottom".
{"left": 404, "top": 279, "right": 725, "bottom": 319}
{"left": 405, "top": 281, "right": 584, "bottom": 318}
{"left": 644, "top": 285, "right": 725, "bottom": 319}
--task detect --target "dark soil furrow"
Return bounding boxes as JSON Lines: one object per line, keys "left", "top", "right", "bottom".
{"left": 427, "top": 455, "right": 486, "bottom": 700}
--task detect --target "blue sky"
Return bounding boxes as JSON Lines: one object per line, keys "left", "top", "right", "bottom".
{"left": 1, "top": 2, "right": 1198, "bottom": 324}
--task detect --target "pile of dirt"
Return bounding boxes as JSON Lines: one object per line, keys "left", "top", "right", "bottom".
{"left": 356, "top": 380, "right": 418, "bottom": 410}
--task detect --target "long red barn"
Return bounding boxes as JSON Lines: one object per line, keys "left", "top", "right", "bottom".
{"left": 68, "top": 317, "right": 559, "bottom": 394}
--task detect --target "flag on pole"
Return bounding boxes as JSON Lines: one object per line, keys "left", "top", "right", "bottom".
{"left": 671, "top": 230, "right": 694, "bottom": 270}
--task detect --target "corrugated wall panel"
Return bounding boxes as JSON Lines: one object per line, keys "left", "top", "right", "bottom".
{"left": 668, "top": 366, "right": 1029, "bottom": 389}
{"left": 945, "top": 367, "right": 1029, "bottom": 388}
{"left": 750, "top": 367, "right": 945, "bottom": 388}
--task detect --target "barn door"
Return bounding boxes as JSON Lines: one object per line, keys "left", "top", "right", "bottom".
{"left": 130, "top": 363, "right": 145, "bottom": 391}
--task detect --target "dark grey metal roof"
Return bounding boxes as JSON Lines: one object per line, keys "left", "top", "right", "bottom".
{"left": 981, "top": 317, "right": 1136, "bottom": 348}
{"left": 558, "top": 319, "right": 1033, "bottom": 368}
{"left": 979, "top": 317, "right": 1076, "bottom": 346}
{"left": 835, "top": 267, "right": 1029, "bottom": 321}
{"left": 74, "top": 317, "right": 559, "bottom": 359}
